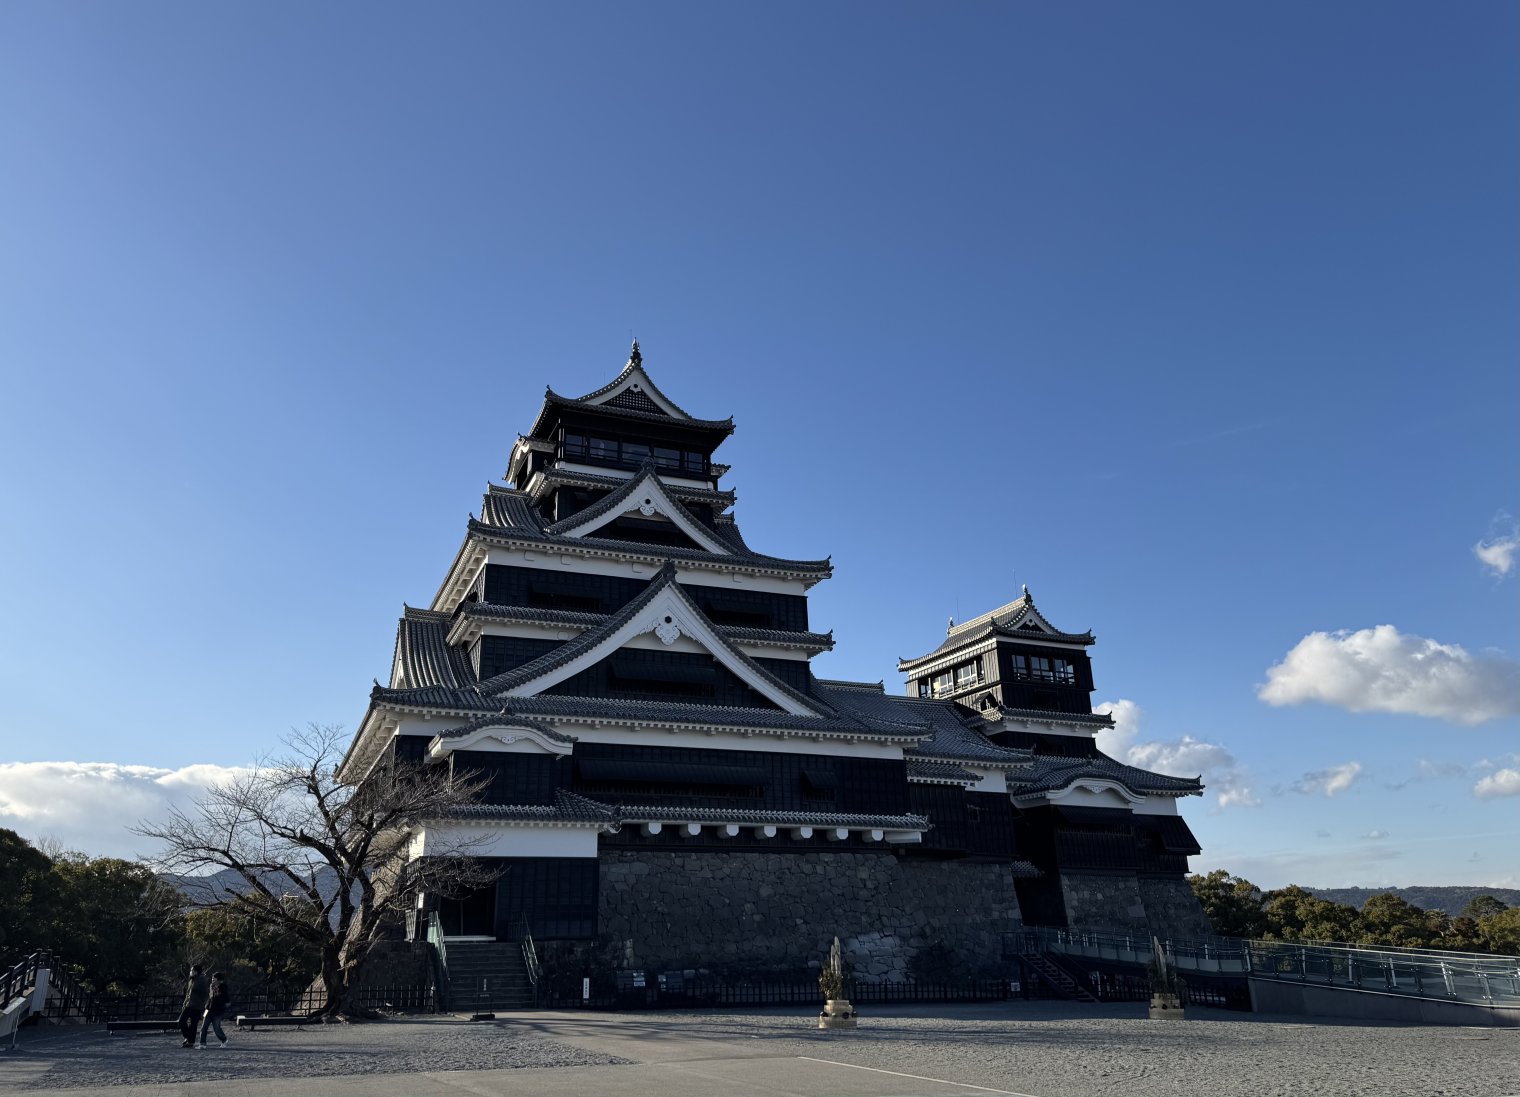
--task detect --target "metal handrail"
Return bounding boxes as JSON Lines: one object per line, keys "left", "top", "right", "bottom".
{"left": 517, "top": 917, "right": 541, "bottom": 1004}
{"left": 1023, "top": 926, "right": 1520, "bottom": 1006}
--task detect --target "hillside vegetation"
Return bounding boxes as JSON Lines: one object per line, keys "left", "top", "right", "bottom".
{"left": 1191, "top": 870, "right": 1520, "bottom": 955}
{"left": 1307, "top": 886, "right": 1520, "bottom": 917}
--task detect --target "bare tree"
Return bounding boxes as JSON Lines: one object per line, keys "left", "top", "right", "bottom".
{"left": 138, "top": 724, "right": 494, "bottom": 1019}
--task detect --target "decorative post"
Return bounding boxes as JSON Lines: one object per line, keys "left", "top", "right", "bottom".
{"left": 1147, "top": 936, "right": 1186, "bottom": 1020}
{"left": 817, "top": 936, "right": 858, "bottom": 1030}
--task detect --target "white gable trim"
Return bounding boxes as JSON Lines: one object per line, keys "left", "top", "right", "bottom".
{"left": 555, "top": 468, "right": 731, "bottom": 555}
{"left": 426, "top": 724, "right": 574, "bottom": 761}
{"left": 584, "top": 364, "right": 687, "bottom": 418}
{"left": 1014, "top": 779, "right": 1144, "bottom": 809}
{"left": 501, "top": 586, "right": 820, "bottom": 716}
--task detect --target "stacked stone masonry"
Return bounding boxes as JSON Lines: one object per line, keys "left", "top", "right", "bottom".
{"left": 1060, "top": 872, "right": 1212, "bottom": 938}
{"left": 598, "top": 850, "right": 1023, "bottom": 980}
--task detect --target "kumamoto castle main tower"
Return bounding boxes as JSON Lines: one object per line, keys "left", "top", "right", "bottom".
{"left": 339, "top": 343, "right": 1211, "bottom": 979}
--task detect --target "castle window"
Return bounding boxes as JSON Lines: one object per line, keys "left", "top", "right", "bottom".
{"left": 623, "top": 442, "right": 650, "bottom": 464}
{"left": 918, "top": 680, "right": 931, "bottom": 698}
{"left": 653, "top": 446, "right": 681, "bottom": 470}
{"left": 682, "top": 451, "right": 707, "bottom": 474}
{"left": 563, "top": 432, "right": 588, "bottom": 458}
{"left": 589, "top": 437, "right": 619, "bottom": 461}
{"left": 929, "top": 658, "right": 983, "bottom": 697}
{"left": 1010, "top": 653, "right": 1076, "bottom": 684}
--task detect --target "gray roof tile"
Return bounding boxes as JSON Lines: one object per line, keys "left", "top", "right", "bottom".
{"left": 899, "top": 591, "right": 1095, "bottom": 669}
{"left": 530, "top": 468, "right": 735, "bottom": 509}
{"left": 446, "top": 789, "right": 617, "bottom": 824}
{"left": 393, "top": 609, "right": 476, "bottom": 690}
{"left": 435, "top": 712, "right": 578, "bottom": 744}
{"left": 465, "top": 519, "right": 832, "bottom": 575}
{"left": 811, "top": 683, "right": 1033, "bottom": 767}
{"left": 906, "top": 760, "right": 982, "bottom": 785}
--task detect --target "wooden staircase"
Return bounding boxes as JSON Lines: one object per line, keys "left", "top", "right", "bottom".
{"left": 443, "top": 942, "right": 535, "bottom": 1013}
{"left": 1024, "top": 954, "right": 1100, "bottom": 1003}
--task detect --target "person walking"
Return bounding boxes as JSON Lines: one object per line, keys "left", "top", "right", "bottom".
{"left": 177, "top": 965, "right": 209, "bottom": 1048}
{"left": 198, "top": 972, "right": 231, "bottom": 1047}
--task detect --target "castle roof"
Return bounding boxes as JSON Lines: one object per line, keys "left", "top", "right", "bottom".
{"left": 899, "top": 587, "right": 1095, "bottom": 671}
{"left": 391, "top": 607, "right": 476, "bottom": 690}
{"left": 464, "top": 495, "right": 831, "bottom": 578}
{"left": 810, "top": 681, "right": 1034, "bottom": 769}
{"left": 525, "top": 469, "right": 735, "bottom": 510}
{"left": 526, "top": 343, "right": 735, "bottom": 440}
{"left": 1008, "top": 753, "right": 1204, "bottom": 798}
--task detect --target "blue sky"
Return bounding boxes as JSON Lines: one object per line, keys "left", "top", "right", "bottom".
{"left": 1, "top": 2, "right": 1515, "bottom": 888}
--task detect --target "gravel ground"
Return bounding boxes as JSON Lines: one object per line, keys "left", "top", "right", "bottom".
{"left": 3, "top": 1016, "right": 630, "bottom": 1091}
{"left": 621, "top": 1003, "right": 1520, "bottom": 1097}
{"left": 4, "top": 1003, "right": 1517, "bottom": 1097}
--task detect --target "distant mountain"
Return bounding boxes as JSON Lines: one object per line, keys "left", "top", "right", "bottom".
{"left": 1307, "top": 886, "right": 1520, "bottom": 917}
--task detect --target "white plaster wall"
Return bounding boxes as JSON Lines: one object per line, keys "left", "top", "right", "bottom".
{"left": 410, "top": 823, "right": 599, "bottom": 859}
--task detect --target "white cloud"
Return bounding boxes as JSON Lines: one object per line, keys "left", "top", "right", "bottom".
{"left": 0, "top": 761, "right": 248, "bottom": 860}
{"left": 1093, "top": 698, "right": 1142, "bottom": 758}
{"left": 1093, "top": 700, "right": 1259, "bottom": 809}
{"left": 1291, "top": 761, "right": 1363, "bottom": 797}
{"left": 1475, "top": 536, "right": 1519, "bottom": 577}
{"left": 1364, "top": 829, "right": 1390, "bottom": 840}
{"left": 1258, "top": 624, "right": 1520, "bottom": 726}
{"left": 1474, "top": 515, "right": 1520, "bottom": 577}
{"left": 1473, "top": 768, "right": 1520, "bottom": 799}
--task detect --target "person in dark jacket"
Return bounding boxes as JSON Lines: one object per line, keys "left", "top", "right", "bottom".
{"left": 198, "top": 972, "right": 231, "bottom": 1047}
{"left": 177, "top": 965, "right": 208, "bottom": 1047}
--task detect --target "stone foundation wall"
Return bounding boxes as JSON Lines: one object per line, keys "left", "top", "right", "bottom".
{"left": 1138, "top": 875, "right": 1213, "bottom": 937}
{"left": 351, "top": 939, "right": 432, "bottom": 988}
{"left": 598, "top": 850, "right": 1022, "bottom": 980}
{"left": 1060, "top": 872, "right": 1148, "bottom": 930}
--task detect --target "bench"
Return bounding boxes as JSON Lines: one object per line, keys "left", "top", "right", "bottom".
{"left": 235, "top": 1014, "right": 316, "bottom": 1031}
{"left": 105, "top": 1021, "right": 182, "bottom": 1034}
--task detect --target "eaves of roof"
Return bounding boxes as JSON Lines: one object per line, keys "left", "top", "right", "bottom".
{"left": 458, "top": 602, "right": 835, "bottom": 652}
{"left": 529, "top": 468, "right": 735, "bottom": 509}
{"left": 1009, "top": 753, "right": 1204, "bottom": 797}
{"left": 528, "top": 388, "right": 736, "bottom": 439}
{"left": 464, "top": 520, "right": 833, "bottom": 577}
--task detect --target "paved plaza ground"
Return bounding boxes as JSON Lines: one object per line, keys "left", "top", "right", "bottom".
{"left": 2, "top": 1002, "right": 1517, "bottom": 1097}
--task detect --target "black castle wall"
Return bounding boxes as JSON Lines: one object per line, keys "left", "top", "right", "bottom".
{"left": 482, "top": 565, "right": 809, "bottom": 630}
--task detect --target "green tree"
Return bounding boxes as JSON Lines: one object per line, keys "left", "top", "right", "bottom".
{"left": 0, "top": 829, "right": 61, "bottom": 961}
{"left": 47, "top": 854, "right": 185, "bottom": 993}
{"left": 1477, "top": 908, "right": 1520, "bottom": 956}
{"left": 1357, "top": 893, "right": 1447, "bottom": 949}
{"left": 1461, "top": 895, "right": 1510, "bottom": 921}
{"left": 1188, "top": 871, "right": 1268, "bottom": 938}
{"left": 181, "top": 906, "right": 321, "bottom": 1006}
{"left": 1263, "top": 886, "right": 1360, "bottom": 943}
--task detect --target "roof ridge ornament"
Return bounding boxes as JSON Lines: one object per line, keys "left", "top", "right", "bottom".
{"left": 629, "top": 338, "right": 642, "bottom": 367}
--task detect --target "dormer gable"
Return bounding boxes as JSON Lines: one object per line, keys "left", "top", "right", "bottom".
{"left": 575, "top": 341, "right": 693, "bottom": 419}
{"left": 544, "top": 464, "right": 732, "bottom": 555}
{"left": 426, "top": 716, "right": 576, "bottom": 761}
{"left": 479, "top": 563, "right": 831, "bottom": 718}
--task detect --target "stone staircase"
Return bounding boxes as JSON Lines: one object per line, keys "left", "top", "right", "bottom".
{"left": 443, "top": 942, "right": 535, "bottom": 1013}
{"left": 1024, "top": 954, "right": 1099, "bottom": 1003}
